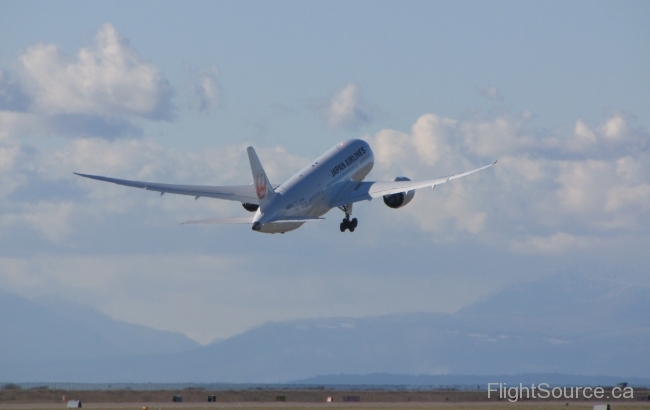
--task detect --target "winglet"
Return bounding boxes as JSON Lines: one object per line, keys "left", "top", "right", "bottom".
{"left": 247, "top": 147, "right": 277, "bottom": 211}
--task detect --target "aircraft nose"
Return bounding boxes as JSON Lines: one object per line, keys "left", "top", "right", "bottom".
{"left": 252, "top": 222, "right": 262, "bottom": 231}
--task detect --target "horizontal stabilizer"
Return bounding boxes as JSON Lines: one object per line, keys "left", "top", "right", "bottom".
{"left": 181, "top": 217, "right": 252, "bottom": 225}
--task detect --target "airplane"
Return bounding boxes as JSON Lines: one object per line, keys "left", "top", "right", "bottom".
{"left": 75, "top": 139, "right": 496, "bottom": 234}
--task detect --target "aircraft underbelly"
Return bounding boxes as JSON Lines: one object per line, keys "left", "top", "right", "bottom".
{"left": 259, "top": 222, "right": 304, "bottom": 234}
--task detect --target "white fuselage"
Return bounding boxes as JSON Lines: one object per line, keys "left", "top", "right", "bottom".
{"left": 253, "top": 139, "right": 374, "bottom": 233}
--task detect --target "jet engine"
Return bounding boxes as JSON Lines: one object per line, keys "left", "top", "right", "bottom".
{"left": 242, "top": 203, "right": 259, "bottom": 212}
{"left": 382, "top": 177, "right": 415, "bottom": 209}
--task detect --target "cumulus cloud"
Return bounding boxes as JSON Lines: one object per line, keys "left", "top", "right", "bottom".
{"left": 0, "top": 135, "right": 309, "bottom": 244}
{"left": 475, "top": 85, "right": 504, "bottom": 101}
{"left": 1, "top": 201, "right": 76, "bottom": 243}
{"left": 0, "top": 71, "right": 31, "bottom": 112}
{"left": 605, "top": 184, "right": 650, "bottom": 214}
{"left": 510, "top": 232, "right": 594, "bottom": 255}
{"left": 322, "top": 83, "right": 372, "bottom": 130}
{"left": 0, "top": 139, "right": 31, "bottom": 198}
{"left": 545, "top": 113, "right": 646, "bottom": 157}
{"left": 18, "top": 24, "right": 173, "bottom": 118}
{"left": 2, "top": 104, "right": 648, "bottom": 255}
{"left": 0, "top": 24, "right": 174, "bottom": 139}
{"left": 364, "top": 112, "right": 650, "bottom": 253}
{"left": 368, "top": 114, "right": 459, "bottom": 183}
{"left": 1, "top": 109, "right": 648, "bottom": 341}
{"left": 193, "top": 66, "right": 220, "bottom": 114}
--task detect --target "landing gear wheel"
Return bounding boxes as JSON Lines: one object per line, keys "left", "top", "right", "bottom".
{"left": 339, "top": 212, "right": 358, "bottom": 233}
{"left": 339, "top": 216, "right": 358, "bottom": 232}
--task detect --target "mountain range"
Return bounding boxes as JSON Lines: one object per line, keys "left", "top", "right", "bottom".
{"left": 1, "top": 273, "right": 648, "bottom": 383}
{"left": 0, "top": 291, "right": 199, "bottom": 362}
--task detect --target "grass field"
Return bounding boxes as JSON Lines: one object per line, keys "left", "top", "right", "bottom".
{"left": 2, "top": 389, "right": 649, "bottom": 404}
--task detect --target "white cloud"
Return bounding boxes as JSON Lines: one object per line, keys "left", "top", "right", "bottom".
{"left": 599, "top": 113, "right": 628, "bottom": 141}
{"left": 323, "top": 83, "right": 372, "bottom": 130}
{"left": 605, "top": 184, "right": 650, "bottom": 214}
{"left": 0, "top": 70, "right": 30, "bottom": 112}
{"left": 510, "top": 232, "right": 593, "bottom": 255}
{"left": 17, "top": 24, "right": 173, "bottom": 119}
{"left": 193, "top": 66, "right": 220, "bottom": 114}
{"left": 38, "top": 137, "right": 307, "bottom": 185}
{"left": 460, "top": 115, "right": 534, "bottom": 158}
{"left": 1, "top": 108, "right": 648, "bottom": 342}
{"left": 364, "top": 112, "right": 650, "bottom": 251}
{"left": 2, "top": 108, "right": 648, "bottom": 253}
{"left": 1, "top": 201, "right": 76, "bottom": 243}
{"left": 475, "top": 85, "right": 504, "bottom": 101}
{"left": 573, "top": 119, "right": 597, "bottom": 145}
{"left": 0, "top": 24, "right": 174, "bottom": 140}
{"left": 368, "top": 114, "right": 456, "bottom": 176}
{"left": 0, "top": 136, "right": 309, "bottom": 244}
{"left": 555, "top": 113, "right": 647, "bottom": 156}
{"left": 555, "top": 159, "right": 611, "bottom": 213}
{"left": 0, "top": 111, "right": 41, "bottom": 141}
{"left": 0, "top": 139, "right": 31, "bottom": 198}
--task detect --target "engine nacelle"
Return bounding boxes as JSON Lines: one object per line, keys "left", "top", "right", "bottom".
{"left": 383, "top": 177, "right": 415, "bottom": 209}
{"left": 242, "top": 202, "right": 259, "bottom": 212}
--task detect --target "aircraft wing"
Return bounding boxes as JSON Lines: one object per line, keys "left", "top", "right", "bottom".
{"left": 330, "top": 161, "right": 496, "bottom": 208}
{"left": 74, "top": 173, "right": 278, "bottom": 204}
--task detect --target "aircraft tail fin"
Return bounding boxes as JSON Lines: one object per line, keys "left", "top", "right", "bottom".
{"left": 247, "top": 146, "right": 277, "bottom": 210}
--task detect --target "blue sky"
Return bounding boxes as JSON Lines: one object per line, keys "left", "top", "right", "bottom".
{"left": 1, "top": 1, "right": 649, "bottom": 344}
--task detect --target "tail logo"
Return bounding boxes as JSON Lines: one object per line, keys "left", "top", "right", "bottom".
{"left": 255, "top": 170, "right": 267, "bottom": 199}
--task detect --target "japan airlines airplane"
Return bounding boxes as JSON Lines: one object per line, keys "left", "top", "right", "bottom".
{"left": 75, "top": 139, "right": 495, "bottom": 234}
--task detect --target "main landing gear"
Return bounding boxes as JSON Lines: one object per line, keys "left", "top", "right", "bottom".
{"left": 338, "top": 204, "right": 357, "bottom": 233}
{"left": 340, "top": 215, "right": 358, "bottom": 232}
